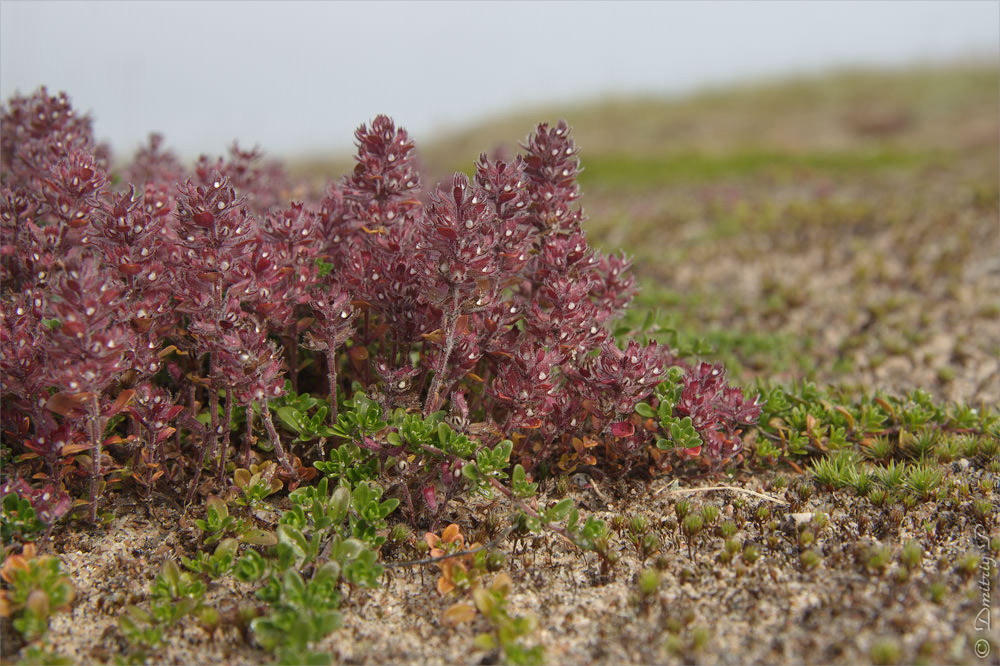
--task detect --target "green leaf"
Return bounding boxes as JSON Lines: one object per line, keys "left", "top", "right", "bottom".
{"left": 241, "top": 528, "right": 278, "bottom": 546}
{"left": 332, "top": 538, "right": 364, "bottom": 562}
{"left": 474, "top": 632, "right": 498, "bottom": 651}
{"left": 282, "top": 569, "right": 307, "bottom": 604}
{"left": 234, "top": 550, "right": 268, "bottom": 582}
{"left": 276, "top": 406, "right": 306, "bottom": 434}
{"left": 548, "top": 498, "right": 574, "bottom": 523}
{"left": 634, "top": 402, "right": 655, "bottom": 419}
{"left": 277, "top": 524, "right": 309, "bottom": 560}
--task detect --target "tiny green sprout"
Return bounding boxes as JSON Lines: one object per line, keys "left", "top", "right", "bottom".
{"left": 699, "top": 504, "right": 720, "bottom": 525}
{"left": 198, "top": 606, "right": 220, "bottom": 633}
{"left": 628, "top": 514, "right": 649, "bottom": 535}
{"left": 682, "top": 514, "right": 704, "bottom": 538}
{"left": 847, "top": 468, "right": 873, "bottom": 496}
{"left": 936, "top": 366, "right": 956, "bottom": 384}
{"left": 486, "top": 550, "right": 506, "bottom": 572}
{"left": 742, "top": 544, "right": 761, "bottom": 565}
{"left": 810, "top": 451, "right": 857, "bottom": 490}
{"left": 811, "top": 512, "right": 828, "bottom": 532}
{"left": 795, "top": 480, "right": 814, "bottom": 502}
{"left": 237, "top": 602, "right": 259, "bottom": 628}
{"left": 888, "top": 506, "right": 905, "bottom": 527}
{"left": 904, "top": 462, "right": 943, "bottom": 501}
{"left": 925, "top": 579, "right": 946, "bottom": 604}
{"left": 901, "top": 428, "right": 936, "bottom": 461}
{"left": 719, "top": 520, "right": 737, "bottom": 539}
{"left": 771, "top": 475, "right": 788, "bottom": 490}
{"left": 636, "top": 533, "right": 660, "bottom": 561}
{"left": 682, "top": 514, "right": 704, "bottom": 558}
{"left": 725, "top": 537, "right": 740, "bottom": 555}
{"left": 959, "top": 435, "right": 983, "bottom": 458}
{"left": 933, "top": 436, "right": 962, "bottom": 463}
{"left": 868, "top": 487, "right": 888, "bottom": 507}
{"left": 637, "top": 567, "right": 660, "bottom": 598}
{"left": 900, "top": 541, "right": 923, "bottom": 570}
{"left": 388, "top": 523, "right": 413, "bottom": 545}
{"left": 664, "top": 634, "right": 684, "bottom": 656}
{"left": 554, "top": 474, "right": 570, "bottom": 497}
{"left": 11, "top": 644, "right": 73, "bottom": 666}
{"left": 864, "top": 435, "right": 895, "bottom": 461}
{"left": 989, "top": 536, "right": 1000, "bottom": 555}
{"left": 955, "top": 552, "right": 980, "bottom": 578}
{"left": 901, "top": 494, "right": 918, "bottom": 511}
{"left": 800, "top": 549, "right": 820, "bottom": 570}
{"left": 971, "top": 499, "right": 996, "bottom": 527}
{"left": 798, "top": 531, "right": 815, "bottom": 548}
{"left": 869, "top": 637, "right": 903, "bottom": 665}
{"left": 875, "top": 460, "right": 906, "bottom": 489}
{"left": 611, "top": 514, "right": 629, "bottom": 534}
{"left": 866, "top": 545, "right": 892, "bottom": 574}
{"left": 691, "top": 626, "right": 710, "bottom": 651}
{"left": 754, "top": 505, "right": 771, "bottom": 523}
{"left": 674, "top": 500, "right": 692, "bottom": 522}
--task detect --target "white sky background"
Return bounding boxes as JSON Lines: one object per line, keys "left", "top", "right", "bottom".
{"left": 1, "top": 1, "right": 997, "bottom": 161}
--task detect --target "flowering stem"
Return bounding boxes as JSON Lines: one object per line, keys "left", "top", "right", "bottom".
{"left": 285, "top": 327, "right": 299, "bottom": 394}
{"left": 326, "top": 350, "right": 339, "bottom": 427}
{"left": 216, "top": 388, "right": 234, "bottom": 484}
{"left": 87, "top": 393, "right": 103, "bottom": 522}
{"left": 260, "top": 402, "right": 298, "bottom": 479}
{"left": 186, "top": 357, "right": 220, "bottom": 503}
{"left": 242, "top": 405, "right": 254, "bottom": 468}
{"left": 424, "top": 289, "right": 461, "bottom": 416}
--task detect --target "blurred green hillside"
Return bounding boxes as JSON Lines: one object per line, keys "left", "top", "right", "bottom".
{"left": 292, "top": 62, "right": 1000, "bottom": 401}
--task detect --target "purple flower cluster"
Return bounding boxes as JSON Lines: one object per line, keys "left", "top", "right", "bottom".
{"left": 674, "top": 361, "right": 762, "bottom": 464}
{"left": 1, "top": 88, "right": 760, "bottom": 522}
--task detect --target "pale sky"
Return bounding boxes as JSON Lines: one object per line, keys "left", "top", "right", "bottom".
{"left": 1, "top": 1, "right": 997, "bottom": 160}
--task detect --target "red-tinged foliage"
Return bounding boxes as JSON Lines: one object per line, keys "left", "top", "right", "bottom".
{"left": 0, "top": 87, "right": 760, "bottom": 523}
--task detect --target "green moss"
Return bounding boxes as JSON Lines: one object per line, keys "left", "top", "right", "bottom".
{"left": 578, "top": 149, "right": 946, "bottom": 188}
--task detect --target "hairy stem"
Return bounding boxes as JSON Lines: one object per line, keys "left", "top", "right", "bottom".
{"left": 327, "top": 349, "right": 339, "bottom": 427}
{"left": 87, "top": 393, "right": 103, "bottom": 522}
{"left": 286, "top": 326, "right": 299, "bottom": 394}
{"left": 424, "top": 289, "right": 461, "bottom": 416}
{"left": 216, "top": 388, "right": 234, "bottom": 484}
{"left": 186, "top": 355, "right": 219, "bottom": 504}
{"left": 242, "top": 404, "right": 254, "bottom": 468}
{"left": 261, "top": 403, "right": 298, "bottom": 479}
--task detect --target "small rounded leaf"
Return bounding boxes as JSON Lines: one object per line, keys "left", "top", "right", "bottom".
{"left": 442, "top": 602, "right": 477, "bottom": 626}
{"left": 240, "top": 529, "right": 277, "bottom": 546}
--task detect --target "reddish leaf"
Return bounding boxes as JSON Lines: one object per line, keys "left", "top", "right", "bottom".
{"left": 46, "top": 392, "right": 92, "bottom": 417}
{"left": 106, "top": 389, "right": 136, "bottom": 417}
{"left": 610, "top": 421, "right": 634, "bottom": 437}
{"left": 422, "top": 485, "right": 438, "bottom": 513}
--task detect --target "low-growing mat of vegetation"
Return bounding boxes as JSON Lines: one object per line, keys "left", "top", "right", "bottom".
{"left": 2, "top": 62, "right": 998, "bottom": 665}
